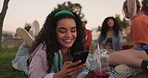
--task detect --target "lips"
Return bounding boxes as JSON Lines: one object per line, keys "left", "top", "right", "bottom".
{"left": 63, "top": 39, "right": 73, "bottom": 43}
{"left": 61, "top": 39, "right": 75, "bottom": 48}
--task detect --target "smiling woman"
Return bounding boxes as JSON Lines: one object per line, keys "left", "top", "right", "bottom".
{"left": 56, "top": 18, "right": 77, "bottom": 48}
{"left": 27, "top": 9, "right": 91, "bottom": 78}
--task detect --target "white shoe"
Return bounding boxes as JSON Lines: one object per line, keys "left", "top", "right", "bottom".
{"left": 16, "top": 27, "right": 34, "bottom": 47}
{"left": 115, "top": 64, "right": 142, "bottom": 74}
{"left": 29, "top": 20, "right": 40, "bottom": 38}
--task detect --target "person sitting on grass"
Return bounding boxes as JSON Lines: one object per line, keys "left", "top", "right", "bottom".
{"left": 108, "top": 0, "right": 148, "bottom": 75}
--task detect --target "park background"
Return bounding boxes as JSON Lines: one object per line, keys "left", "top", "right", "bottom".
{"left": 0, "top": 0, "right": 147, "bottom": 78}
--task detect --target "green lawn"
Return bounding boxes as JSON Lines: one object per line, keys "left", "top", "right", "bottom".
{"left": 0, "top": 47, "right": 27, "bottom": 78}
{"left": 0, "top": 47, "right": 147, "bottom": 78}
{"left": 128, "top": 71, "right": 148, "bottom": 78}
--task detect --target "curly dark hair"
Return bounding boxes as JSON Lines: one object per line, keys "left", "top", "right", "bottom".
{"left": 100, "top": 16, "right": 121, "bottom": 39}
{"left": 29, "top": 9, "right": 85, "bottom": 73}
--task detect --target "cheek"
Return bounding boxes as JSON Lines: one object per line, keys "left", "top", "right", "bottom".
{"left": 56, "top": 32, "right": 63, "bottom": 41}
{"left": 74, "top": 32, "right": 77, "bottom": 38}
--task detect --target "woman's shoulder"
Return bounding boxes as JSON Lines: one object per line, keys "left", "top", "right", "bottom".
{"left": 133, "top": 14, "right": 148, "bottom": 21}
{"left": 131, "top": 14, "right": 148, "bottom": 26}
{"left": 33, "top": 43, "right": 46, "bottom": 52}
{"left": 28, "top": 43, "right": 47, "bottom": 67}
{"left": 29, "top": 43, "right": 46, "bottom": 60}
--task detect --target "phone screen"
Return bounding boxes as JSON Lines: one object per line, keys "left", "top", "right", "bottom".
{"left": 72, "top": 51, "right": 89, "bottom": 65}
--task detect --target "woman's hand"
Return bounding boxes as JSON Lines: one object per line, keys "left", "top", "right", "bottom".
{"left": 54, "top": 60, "right": 86, "bottom": 78}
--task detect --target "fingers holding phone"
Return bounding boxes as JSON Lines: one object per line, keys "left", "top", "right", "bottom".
{"left": 57, "top": 61, "right": 85, "bottom": 78}
{"left": 55, "top": 51, "right": 89, "bottom": 78}
{"left": 72, "top": 51, "right": 89, "bottom": 65}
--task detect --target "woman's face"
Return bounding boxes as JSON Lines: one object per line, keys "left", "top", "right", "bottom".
{"left": 56, "top": 18, "right": 77, "bottom": 49}
{"left": 107, "top": 18, "right": 114, "bottom": 27}
{"left": 124, "top": 7, "right": 130, "bottom": 19}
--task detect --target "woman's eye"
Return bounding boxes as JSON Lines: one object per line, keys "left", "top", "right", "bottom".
{"left": 59, "top": 29, "right": 66, "bottom": 33}
{"left": 71, "top": 30, "right": 76, "bottom": 33}
{"left": 71, "top": 28, "right": 76, "bottom": 33}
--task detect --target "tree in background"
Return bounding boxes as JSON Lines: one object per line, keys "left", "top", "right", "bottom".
{"left": 115, "top": 14, "right": 122, "bottom": 25}
{"left": 54, "top": 1, "right": 85, "bottom": 18}
{"left": 121, "top": 18, "right": 129, "bottom": 29}
{"left": 115, "top": 14, "right": 129, "bottom": 29}
{"left": 0, "top": 0, "right": 10, "bottom": 48}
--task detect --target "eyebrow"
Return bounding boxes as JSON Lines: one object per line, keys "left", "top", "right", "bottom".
{"left": 57, "top": 25, "right": 76, "bottom": 29}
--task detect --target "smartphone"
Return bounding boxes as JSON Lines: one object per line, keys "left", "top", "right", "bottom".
{"left": 72, "top": 51, "right": 89, "bottom": 65}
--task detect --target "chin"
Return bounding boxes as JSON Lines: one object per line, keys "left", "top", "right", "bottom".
{"left": 65, "top": 45, "right": 73, "bottom": 48}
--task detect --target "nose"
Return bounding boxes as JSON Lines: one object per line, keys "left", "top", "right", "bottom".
{"left": 65, "top": 31, "right": 72, "bottom": 37}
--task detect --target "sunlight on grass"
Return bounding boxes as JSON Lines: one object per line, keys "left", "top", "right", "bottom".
{"left": 0, "top": 47, "right": 27, "bottom": 78}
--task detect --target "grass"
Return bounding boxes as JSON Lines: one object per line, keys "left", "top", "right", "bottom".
{"left": 0, "top": 45, "right": 147, "bottom": 78}
{"left": 0, "top": 47, "right": 27, "bottom": 78}
{"left": 128, "top": 71, "right": 148, "bottom": 78}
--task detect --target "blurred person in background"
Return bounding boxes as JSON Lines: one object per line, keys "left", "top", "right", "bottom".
{"left": 108, "top": 0, "right": 148, "bottom": 75}
{"left": 81, "top": 18, "right": 92, "bottom": 51}
{"left": 97, "top": 16, "right": 123, "bottom": 51}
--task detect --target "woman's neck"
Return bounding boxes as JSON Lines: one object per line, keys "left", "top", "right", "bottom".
{"left": 107, "top": 30, "right": 113, "bottom": 37}
{"left": 61, "top": 48, "right": 70, "bottom": 63}
{"left": 61, "top": 48, "right": 69, "bottom": 55}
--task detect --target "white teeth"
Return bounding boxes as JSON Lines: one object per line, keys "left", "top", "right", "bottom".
{"left": 64, "top": 39, "right": 71, "bottom": 42}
